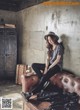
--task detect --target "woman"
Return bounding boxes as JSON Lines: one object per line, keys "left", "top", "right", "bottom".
{"left": 31, "top": 34, "right": 53, "bottom": 79}
{"left": 22, "top": 32, "right": 64, "bottom": 101}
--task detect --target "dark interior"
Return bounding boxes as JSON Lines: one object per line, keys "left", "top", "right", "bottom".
{"left": 0, "top": 0, "right": 49, "bottom": 11}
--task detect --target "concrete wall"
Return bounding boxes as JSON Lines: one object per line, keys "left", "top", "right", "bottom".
{"left": 0, "top": 10, "right": 16, "bottom": 24}
{"left": 16, "top": 3, "right": 80, "bottom": 76}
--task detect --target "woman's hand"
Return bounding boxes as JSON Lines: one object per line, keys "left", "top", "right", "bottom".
{"left": 44, "top": 67, "right": 48, "bottom": 74}
{"left": 48, "top": 55, "right": 61, "bottom": 70}
{"left": 48, "top": 66, "right": 52, "bottom": 70}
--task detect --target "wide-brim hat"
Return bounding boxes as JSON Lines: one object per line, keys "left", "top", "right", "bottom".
{"left": 44, "top": 32, "right": 59, "bottom": 41}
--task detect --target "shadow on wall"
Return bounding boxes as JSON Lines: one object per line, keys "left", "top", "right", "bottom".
{"left": 60, "top": 34, "right": 74, "bottom": 73}
{"left": 16, "top": 21, "right": 23, "bottom": 64}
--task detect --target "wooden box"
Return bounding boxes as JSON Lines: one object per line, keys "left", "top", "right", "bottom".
{"left": 16, "top": 64, "right": 27, "bottom": 84}
{"left": 23, "top": 101, "right": 51, "bottom": 110}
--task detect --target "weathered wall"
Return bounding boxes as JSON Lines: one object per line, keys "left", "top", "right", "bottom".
{"left": 0, "top": 10, "right": 16, "bottom": 24}
{"left": 16, "top": 3, "right": 80, "bottom": 76}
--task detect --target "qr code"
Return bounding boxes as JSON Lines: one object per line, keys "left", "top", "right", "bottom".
{"left": 1, "top": 98, "right": 13, "bottom": 109}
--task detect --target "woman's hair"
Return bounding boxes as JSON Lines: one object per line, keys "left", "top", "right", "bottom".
{"left": 44, "top": 32, "right": 64, "bottom": 56}
{"left": 44, "top": 35, "right": 53, "bottom": 57}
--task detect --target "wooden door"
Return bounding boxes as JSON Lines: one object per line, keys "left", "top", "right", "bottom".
{"left": 0, "top": 28, "right": 17, "bottom": 80}
{"left": 0, "top": 28, "right": 5, "bottom": 79}
{"left": 4, "top": 28, "right": 17, "bottom": 80}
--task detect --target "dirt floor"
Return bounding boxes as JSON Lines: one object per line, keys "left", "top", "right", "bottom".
{"left": 0, "top": 81, "right": 23, "bottom": 110}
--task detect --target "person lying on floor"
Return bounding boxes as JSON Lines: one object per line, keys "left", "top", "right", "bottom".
{"left": 21, "top": 31, "right": 64, "bottom": 101}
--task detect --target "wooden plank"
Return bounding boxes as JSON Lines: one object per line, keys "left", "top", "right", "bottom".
{"left": 5, "top": 24, "right": 16, "bottom": 28}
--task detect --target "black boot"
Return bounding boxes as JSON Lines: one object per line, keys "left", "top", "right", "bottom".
{"left": 21, "top": 92, "right": 33, "bottom": 102}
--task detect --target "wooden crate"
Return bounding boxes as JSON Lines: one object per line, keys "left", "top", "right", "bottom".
{"left": 16, "top": 64, "right": 27, "bottom": 85}
{"left": 23, "top": 101, "right": 51, "bottom": 110}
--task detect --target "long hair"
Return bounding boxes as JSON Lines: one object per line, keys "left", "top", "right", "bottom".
{"left": 44, "top": 35, "right": 52, "bottom": 57}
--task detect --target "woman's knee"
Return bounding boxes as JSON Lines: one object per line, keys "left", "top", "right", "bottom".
{"left": 32, "top": 63, "right": 37, "bottom": 69}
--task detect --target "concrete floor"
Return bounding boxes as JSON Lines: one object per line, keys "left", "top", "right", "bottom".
{"left": 0, "top": 81, "right": 23, "bottom": 110}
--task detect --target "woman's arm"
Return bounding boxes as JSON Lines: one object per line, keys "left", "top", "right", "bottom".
{"left": 46, "top": 55, "right": 50, "bottom": 68}
{"left": 48, "top": 55, "right": 61, "bottom": 69}
{"left": 44, "top": 55, "right": 50, "bottom": 74}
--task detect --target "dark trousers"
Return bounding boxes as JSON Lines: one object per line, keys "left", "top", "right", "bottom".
{"left": 32, "top": 63, "right": 45, "bottom": 78}
{"left": 31, "top": 63, "right": 61, "bottom": 94}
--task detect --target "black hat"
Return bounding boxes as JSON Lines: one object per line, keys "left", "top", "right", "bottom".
{"left": 44, "top": 31, "right": 59, "bottom": 41}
